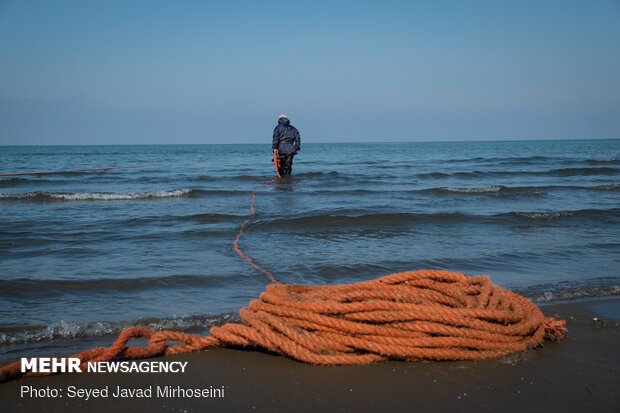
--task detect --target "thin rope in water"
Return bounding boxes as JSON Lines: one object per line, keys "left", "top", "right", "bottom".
{"left": 233, "top": 184, "right": 280, "bottom": 284}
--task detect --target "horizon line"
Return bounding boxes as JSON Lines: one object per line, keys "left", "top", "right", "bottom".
{"left": 1, "top": 137, "right": 619, "bottom": 147}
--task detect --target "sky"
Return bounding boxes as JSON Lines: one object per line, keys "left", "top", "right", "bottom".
{"left": 0, "top": 0, "right": 619, "bottom": 145}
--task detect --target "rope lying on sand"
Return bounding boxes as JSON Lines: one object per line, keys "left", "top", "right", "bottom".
{"left": 0, "top": 270, "right": 567, "bottom": 381}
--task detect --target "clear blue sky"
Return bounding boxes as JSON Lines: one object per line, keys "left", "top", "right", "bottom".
{"left": 0, "top": 0, "right": 619, "bottom": 145}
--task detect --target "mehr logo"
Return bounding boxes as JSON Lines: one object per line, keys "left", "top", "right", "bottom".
{"left": 21, "top": 358, "right": 82, "bottom": 373}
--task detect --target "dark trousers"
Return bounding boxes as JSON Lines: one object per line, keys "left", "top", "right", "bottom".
{"left": 278, "top": 154, "right": 295, "bottom": 176}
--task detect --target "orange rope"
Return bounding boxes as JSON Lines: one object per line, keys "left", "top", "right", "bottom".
{"left": 0, "top": 270, "right": 567, "bottom": 381}
{"left": 273, "top": 150, "right": 281, "bottom": 178}
{"left": 233, "top": 190, "right": 280, "bottom": 284}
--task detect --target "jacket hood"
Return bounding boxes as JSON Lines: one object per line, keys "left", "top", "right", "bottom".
{"left": 278, "top": 117, "right": 290, "bottom": 126}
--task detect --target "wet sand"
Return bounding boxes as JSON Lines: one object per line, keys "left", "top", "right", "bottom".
{"left": 1, "top": 298, "right": 619, "bottom": 412}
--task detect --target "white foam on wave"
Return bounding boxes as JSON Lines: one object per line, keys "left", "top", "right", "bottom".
{"left": 438, "top": 185, "right": 503, "bottom": 193}
{"left": 0, "top": 189, "right": 192, "bottom": 201}
{"left": 0, "top": 314, "right": 238, "bottom": 345}
{"left": 590, "top": 158, "right": 620, "bottom": 163}
{"left": 513, "top": 211, "right": 574, "bottom": 220}
{"left": 523, "top": 285, "right": 620, "bottom": 303}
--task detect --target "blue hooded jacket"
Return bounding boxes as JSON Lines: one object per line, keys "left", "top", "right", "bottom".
{"left": 272, "top": 117, "right": 301, "bottom": 155}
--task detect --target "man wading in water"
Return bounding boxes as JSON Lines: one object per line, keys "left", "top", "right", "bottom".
{"left": 272, "top": 114, "right": 301, "bottom": 176}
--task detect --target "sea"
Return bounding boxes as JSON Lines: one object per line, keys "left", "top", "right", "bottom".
{"left": 1, "top": 140, "right": 619, "bottom": 364}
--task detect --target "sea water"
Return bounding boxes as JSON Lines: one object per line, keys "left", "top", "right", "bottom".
{"left": 1, "top": 140, "right": 619, "bottom": 362}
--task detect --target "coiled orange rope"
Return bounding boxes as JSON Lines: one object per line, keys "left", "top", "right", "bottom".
{"left": 0, "top": 270, "right": 567, "bottom": 381}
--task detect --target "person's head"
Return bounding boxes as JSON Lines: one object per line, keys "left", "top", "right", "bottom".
{"left": 278, "top": 114, "right": 290, "bottom": 125}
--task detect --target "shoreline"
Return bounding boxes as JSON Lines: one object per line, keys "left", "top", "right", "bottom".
{"left": 1, "top": 297, "right": 618, "bottom": 412}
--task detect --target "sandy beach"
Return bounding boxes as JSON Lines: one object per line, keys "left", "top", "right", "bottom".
{"left": 1, "top": 297, "right": 618, "bottom": 412}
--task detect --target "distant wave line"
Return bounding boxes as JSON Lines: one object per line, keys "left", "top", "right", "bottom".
{"left": 426, "top": 184, "right": 619, "bottom": 195}
{"left": 256, "top": 208, "right": 620, "bottom": 229}
{"left": 0, "top": 274, "right": 236, "bottom": 296}
{"left": 416, "top": 166, "right": 619, "bottom": 179}
{"left": 0, "top": 165, "right": 143, "bottom": 177}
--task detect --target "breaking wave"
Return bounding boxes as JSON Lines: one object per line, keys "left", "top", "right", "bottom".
{"left": 519, "top": 280, "right": 620, "bottom": 304}
{"left": 504, "top": 208, "right": 620, "bottom": 221}
{"left": 428, "top": 184, "right": 620, "bottom": 195}
{"left": 0, "top": 314, "right": 239, "bottom": 346}
{"left": 0, "top": 189, "right": 196, "bottom": 202}
{"left": 585, "top": 158, "right": 620, "bottom": 165}
{"left": 433, "top": 185, "right": 504, "bottom": 193}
